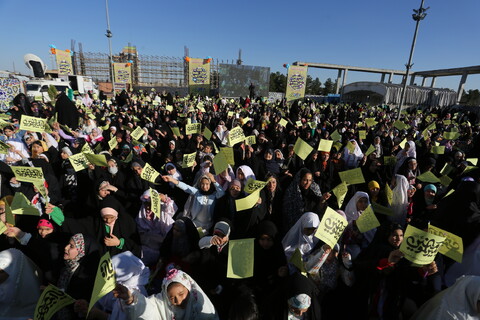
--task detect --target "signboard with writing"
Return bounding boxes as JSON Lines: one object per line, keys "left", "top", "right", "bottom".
{"left": 314, "top": 207, "right": 348, "bottom": 248}
{"left": 400, "top": 225, "right": 445, "bottom": 265}
{"left": 20, "top": 115, "right": 47, "bottom": 132}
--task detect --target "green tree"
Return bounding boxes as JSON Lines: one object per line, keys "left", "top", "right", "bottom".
{"left": 306, "top": 76, "right": 322, "bottom": 95}
{"left": 460, "top": 89, "right": 480, "bottom": 106}
{"left": 322, "top": 78, "right": 336, "bottom": 95}
{"left": 269, "top": 72, "right": 287, "bottom": 93}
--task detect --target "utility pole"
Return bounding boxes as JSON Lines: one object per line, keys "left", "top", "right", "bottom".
{"left": 105, "top": 0, "right": 115, "bottom": 94}
{"left": 397, "top": 0, "right": 429, "bottom": 120}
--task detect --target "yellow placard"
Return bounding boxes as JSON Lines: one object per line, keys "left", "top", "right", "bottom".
{"left": 170, "top": 126, "right": 181, "bottom": 137}
{"left": 385, "top": 183, "right": 393, "bottom": 206}
{"left": 166, "top": 105, "right": 173, "bottom": 112}
{"left": 365, "top": 144, "right": 375, "bottom": 157}
{"left": 221, "top": 147, "right": 235, "bottom": 165}
{"left": 245, "top": 135, "right": 256, "bottom": 146}
{"left": 318, "top": 139, "right": 333, "bottom": 152}
{"left": 467, "top": 158, "right": 478, "bottom": 166}
{"left": 289, "top": 248, "right": 306, "bottom": 273}
{"left": 431, "top": 146, "right": 445, "bottom": 155}
{"left": 439, "top": 175, "right": 452, "bottom": 187}
{"left": 346, "top": 141, "right": 356, "bottom": 153}
{"left": 371, "top": 202, "right": 394, "bottom": 216}
{"left": 285, "top": 65, "right": 308, "bottom": 101}
{"left": 444, "top": 132, "right": 460, "bottom": 140}
{"left": 0, "top": 220, "right": 6, "bottom": 234}
{"left": 293, "top": 137, "right": 313, "bottom": 161}
{"left": 189, "top": 57, "right": 210, "bottom": 86}
{"left": 84, "top": 153, "right": 108, "bottom": 167}
{"left": 332, "top": 182, "right": 348, "bottom": 208}
{"left": 358, "top": 130, "right": 366, "bottom": 140}
{"left": 400, "top": 224, "right": 445, "bottom": 265}
{"left": 33, "top": 180, "right": 48, "bottom": 200}
{"left": 4, "top": 202, "right": 15, "bottom": 226}
{"left": 244, "top": 178, "right": 267, "bottom": 194}
{"left": 314, "top": 206, "right": 348, "bottom": 248}
{"left": 55, "top": 49, "right": 73, "bottom": 75}
{"left": 20, "top": 115, "right": 47, "bottom": 132}
{"left": 113, "top": 63, "right": 132, "bottom": 84}
{"left": 443, "top": 189, "right": 455, "bottom": 199}
{"left": 356, "top": 205, "right": 380, "bottom": 233}
{"left": 440, "top": 163, "right": 454, "bottom": 176}
{"left": 11, "top": 166, "right": 44, "bottom": 183}
{"left": 88, "top": 252, "right": 116, "bottom": 316}
{"left": 81, "top": 143, "right": 94, "bottom": 155}
{"left": 213, "top": 151, "right": 229, "bottom": 175}
{"left": 235, "top": 190, "right": 261, "bottom": 212}
{"left": 108, "top": 136, "right": 118, "bottom": 150}
{"left": 416, "top": 171, "right": 440, "bottom": 184}
{"left": 331, "top": 130, "right": 342, "bottom": 142}
{"left": 426, "top": 122, "right": 436, "bottom": 131}
{"left": 150, "top": 188, "right": 161, "bottom": 219}
{"left": 11, "top": 192, "right": 39, "bottom": 216}
{"left": 203, "top": 127, "right": 213, "bottom": 140}
{"left": 140, "top": 163, "right": 160, "bottom": 183}
{"left": 365, "top": 118, "right": 378, "bottom": 127}
{"left": 34, "top": 284, "right": 75, "bottom": 320}
{"left": 185, "top": 123, "right": 201, "bottom": 135}
{"left": 338, "top": 168, "right": 365, "bottom": 185}
{"left": 279, "top": 118, "right": 288, "bottom": 127}
{"left": 69, "top": 153, "right": 90, "bottom": 172}
{"left": 393, "top": 120, "right": 408, "bottom": 131}
{"left": 227, "top": 238, "right": 254, "bottom": 279}
{"left": 130, "top": 126, "right": 145, "bottom": 141}
{"left": 295, "top": 121, "right": 302, "bottom": 127}
{"left": 182, "top": 152, "right": 197, "bottom": 168}
{"left": 428, "top": 225, "right": 463, "bottom": 263}
{"left": 384, "top": 156, "right": 397, "bottom": 166}
{"left": 228, "top": 126, "right": 246, "bottom": 146}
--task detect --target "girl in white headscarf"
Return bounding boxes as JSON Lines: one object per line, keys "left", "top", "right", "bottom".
{"left": 394, "top": 140, "right": 416, "bottom": 173}
{"left": 236, "top": 165, "right": 256, "bottom": 191}
{"left": 344, "top": 191, "right": 370, "bottom": 224}
{"left": 342, "top": 139, "right": 364, "bottom": 169}
{"left": 0, "top": 248, "right": 41, "bottom": 319}
{"left": 390, "top": 175, "right": 409, "bottom": 226}
{"left": 411, "top": 275, "right": 480, "bottom": 320}
{"left": 116, "top": 267, "right": 219, "bottom": 320}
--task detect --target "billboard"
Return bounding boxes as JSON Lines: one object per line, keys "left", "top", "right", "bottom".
{"left": 219, "top": 64, "right": 270, "bottom": 98}
{"left": 285, "top": 65, "right": 308, "bottom": 101}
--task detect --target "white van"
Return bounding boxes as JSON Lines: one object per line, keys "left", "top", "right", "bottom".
{"left": 26, "top": 79, "right": 71, "bottom": 102}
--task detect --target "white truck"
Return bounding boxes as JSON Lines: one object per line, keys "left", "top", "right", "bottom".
{"left": 26, "top": 79, "right": 71, "bottom": 102}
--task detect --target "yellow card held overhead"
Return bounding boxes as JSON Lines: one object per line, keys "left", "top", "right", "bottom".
{"left": 84, "top": 153, "right": 108, "bottom": 167}
{"left": 365, "top": 144, "right": 376, "bottom": 157}
{"left": 34, "top": 284, "right": 75, "bottom": 320}
{"left": 431, "top": 146, "right": 445, "bottom": 155}
{"left": 228, "top": 126, "right": 246, "bottom": 146}
{"left": 400, "top": 224, "right": 445, "bottom": 265}
{"left": 356, "top": 205, "right": 380, "bottom": 233}
{"left": 227, "top": 238, "right": 254, "bottom": 279}
{"left": 149, "top": 188, "right": 161, "bottom": 218}
{"left": 130, "top": 126, "right": 145, "bottom": 141}
{"left": 279, "top": 118, "right": 288, "bottom": 127}
{"left": 314, "top": 207, "right": 348, "bottom": 248}
{"left": 332, "top": 181, "right": 348, "bottom": 208}
{"left": 203, "top": 127, "right": 213, "bottom": 140}
{"left": 289, "top": 248, "right": 306, "bottom": 273}
{"left": 293, "top": 137, "right": 313, "bottom": 160}
{"left": 182, "top": 152, "right": 197, "bottom": 168}
{"left": 141, "top": 163, "right": 160, "bottom": 183}
{"left": 221, "top": 147, "right": 235, "bottom": 165}
{"left": 69, "top": 153, "right": 90, "bottom": 172}
{"left": 416, "top": 171, "right": 440, "bottom": 183}
{"left": 331, "top": 130, "right": 342, "bottom": 142}
{"left": 20, "top": 115, "right": 47, "bottom": 132}
{"left": 11, "top": 166, "right": 44, "bottom": 183}
{"left": 235, "top": 190, "right": 261, "bottom": 211}
{"left": 338, "top": 168, "right": 365, "bottom": 185}
{"left": 213, "top": 150, "right": 229, "bottom": 175}
{"left": 108, "top": 136, "right": 118, "bottom": 150}
{"left": 11, "top": 192, "right": 39, "bottom": 216}
{"left": 0, "top": 220, "right": 6, "bottom": 235}
{"left": 245, "top": 135, "right": 256, "bottom": 146}
{"left": 87, "top": 252, "right": 116, "bottom": 316}
{"left": 385, "top": 183, "right": 393, "bottom": 206}
{"left": 428, "top": 224, "right": 463, "bottom": 263}
{"left": 244, "top": 178, "right": 268, "bottom": 194}
{"left": 318, "top": 139, "right": 333, "bottom": 152}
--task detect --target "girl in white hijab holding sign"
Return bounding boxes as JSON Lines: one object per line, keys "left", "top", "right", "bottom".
{"left": 115, "top": 266, "right": 218, "bottom": 320}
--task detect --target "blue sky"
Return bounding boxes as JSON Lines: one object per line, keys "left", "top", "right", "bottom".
{"left": 1, "top": 0, "right": 479, "bottom": 91}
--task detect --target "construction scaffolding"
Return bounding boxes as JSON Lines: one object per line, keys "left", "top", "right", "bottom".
{"left": 74, "top": 42, "right": 221, "bottom": 90}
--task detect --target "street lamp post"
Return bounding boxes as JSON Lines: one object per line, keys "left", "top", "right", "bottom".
{"left": 397, "top": 0, "right": 429, "bottom": 120}
{"left": 105, "top": 0, "right": 115, "bottom": 94}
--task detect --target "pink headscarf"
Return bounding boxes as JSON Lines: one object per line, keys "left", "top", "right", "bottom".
{"left": 100, "top": 207, "right": 118, "bottom": 235}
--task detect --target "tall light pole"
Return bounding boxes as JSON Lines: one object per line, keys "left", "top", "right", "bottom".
{"left": 105, "top": 0, "right": 115, "bottom": 94}
{"left": 397, "top": 0, "right": 429, "bottom": 120}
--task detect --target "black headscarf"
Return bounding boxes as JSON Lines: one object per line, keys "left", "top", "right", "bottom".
{"left": 12, "top": 93, "right": 33, "bottom": 116}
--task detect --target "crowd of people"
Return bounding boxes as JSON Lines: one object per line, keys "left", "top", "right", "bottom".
{"left": 0, "top": 89, "right": 479, "bottom": 319}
